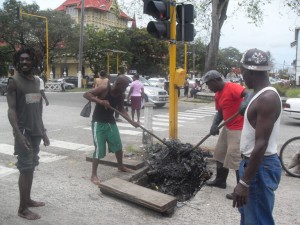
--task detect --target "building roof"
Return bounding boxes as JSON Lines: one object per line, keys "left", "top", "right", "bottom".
{"left": 56, "top": 0, "right": 132, "bottom": 21}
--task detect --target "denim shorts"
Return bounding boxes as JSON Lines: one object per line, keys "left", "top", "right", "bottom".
{"left": 239, "top": 154, "right": 282, "bottom": 225}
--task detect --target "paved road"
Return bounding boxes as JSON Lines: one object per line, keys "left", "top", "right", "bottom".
{"left": 0, "top": 93, "right": 299, "bottom": 225}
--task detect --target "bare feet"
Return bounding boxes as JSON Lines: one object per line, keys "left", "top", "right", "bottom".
{"left": 91, "top": 176, "right": 101, "bottom": 185}
{"left": 28, "top": 200, "right": 45, "bottom": 207}
{"left": 118, "top": 166, "right": 133, "bottom": 173}
{"left": 18, "top": 208, "right": 41, "bottom": 220}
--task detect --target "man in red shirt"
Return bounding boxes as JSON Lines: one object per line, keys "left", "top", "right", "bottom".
{"left": 203, "top": 70, "right": 251, "bottom": 200}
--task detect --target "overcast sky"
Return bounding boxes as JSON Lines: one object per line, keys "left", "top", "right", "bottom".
{"left": 0, "top": 0, "right": 299, "bottom": 71}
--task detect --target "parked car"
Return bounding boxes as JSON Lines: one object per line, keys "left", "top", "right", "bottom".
{"left": 0, "top": 78, "right": 8, "bottom": 96}
{"left": 283, "top": 98, "right": 300, "bottom": 120}
{"left": 148, "top": 77, "right": 166, "bottom": 89}
{"left": 48, "top": 79, "right": 75, "bottom": 89}
{"left": 125, "top": 75, "right": 169, "bottom": 107}
{"left": 64, "top": 76, "right": 78, "bottom": 87}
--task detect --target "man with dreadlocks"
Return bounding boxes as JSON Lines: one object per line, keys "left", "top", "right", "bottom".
{"left": 7, "top": 47, "right": 50, "bottom": 220}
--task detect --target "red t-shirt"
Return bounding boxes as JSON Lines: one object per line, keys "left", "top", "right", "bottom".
{"left": 215, "top": 82, "right": 245, "bottom": 130}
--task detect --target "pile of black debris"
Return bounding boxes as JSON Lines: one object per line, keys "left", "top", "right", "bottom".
{"left": 144, "top": 140, "right": 212, "bottom": 202}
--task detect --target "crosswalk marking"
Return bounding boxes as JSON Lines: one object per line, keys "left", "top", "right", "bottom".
{"left": 154, "top": 114, "right": 195, "bottom": 120}
{"left": 0, "top": 166, "right": 18, "bottom": 178}
{"left": 81, "top": 107, "right": 215, "bottom": 136}
{"left": 115, "top": 123, "right": 167, "bottom": 132}
{"left": 49, "top": 139, "right": 94, "bottom": 151}
{"left": 0, "top": 144, "right": 68, "bottom": 163}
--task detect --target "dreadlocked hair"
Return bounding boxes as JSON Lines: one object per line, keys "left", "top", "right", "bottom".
{"left": 13, "top": 47, "right": 38, "bottom": 69}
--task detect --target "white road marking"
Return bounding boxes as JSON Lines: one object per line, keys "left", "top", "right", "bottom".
{"left": 154, "top": 114, "right": 195, "bottom": 120}
{"left": 0, "top": 166, "right": 18, "bottom": 178}
{"left": 49, "top": 139, "right": 94, "bottom": 151}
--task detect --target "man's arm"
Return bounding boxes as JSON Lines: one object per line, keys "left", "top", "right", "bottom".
{"left": 233, "top": 91, "right": 280, "bottom": 208}
{"left": 41, "top": 90, "right": 49, "bottom": 106}
{"left": 7, "top": 79, "right": 32, "bottom": 151}
{"left": 83, "top": 86, "right": 110, "bottom": 109}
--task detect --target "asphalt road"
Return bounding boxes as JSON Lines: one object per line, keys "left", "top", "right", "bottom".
{"left": 0, "top": 92, "right": 300, "bottom": 225}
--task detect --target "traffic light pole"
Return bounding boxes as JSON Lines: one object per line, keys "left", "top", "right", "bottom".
{"left": 20, "top": 9, "right": 49, "bottom": 81}
{"left": 169, "top": 1, "right": 178, "bottom": 139}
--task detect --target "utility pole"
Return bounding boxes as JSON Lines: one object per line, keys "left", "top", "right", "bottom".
{"left": 77, "top": 0, "right": 85, "bottom": 88}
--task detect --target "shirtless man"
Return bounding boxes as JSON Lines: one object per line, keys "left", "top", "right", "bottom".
{"left": 233, "top": 48, "right": 282, "bottom": 225}
{"left": 84, "top": 75, "right": 138, "bottom": 185}
{"left": 7, "top": 48, "right": 50, "bottom": 220}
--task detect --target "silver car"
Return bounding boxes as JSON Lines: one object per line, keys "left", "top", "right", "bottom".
{"left": 125, "top": 75, "right": 169, "bottom": 107}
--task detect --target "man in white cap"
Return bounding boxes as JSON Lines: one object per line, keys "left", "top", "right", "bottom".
{"left": 203, "top": 70, "right": 251, "bottom": 200}
{"left": 232, "top": 48, "right": 282, "bottom": 225}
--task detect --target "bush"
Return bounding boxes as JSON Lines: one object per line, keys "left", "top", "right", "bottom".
{"left": 272, "top": 84, "right": 289, "bottom": 97}
{"left": 286, "top": 88, "right": 300, "bottom": 98}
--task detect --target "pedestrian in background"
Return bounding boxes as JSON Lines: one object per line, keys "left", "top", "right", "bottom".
{"left": 184, "top": 78, "right": 189, "bottom": 97}
{"left": 94, "top": 70, "right": 108, "bottom": 88}
{"left": 7, "top": 47, "right": 50, "bottom": 220}
{"left": 61, "top": 78, "right": 65, "bottom": 92}
{"left": 127, "top": 73, "right": 144, "bottom": 124}
{"left": 203, "top": 70, "right": 251, "bottom": 200}
{"left": 36, "top": 75, "right": 49, "bottom": 116}
{"left": 233, "top": 48, "right": 282, "bottom": 225}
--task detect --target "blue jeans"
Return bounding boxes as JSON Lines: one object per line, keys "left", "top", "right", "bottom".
{"left": 239, "top": 154, "right": 281, "bottom": 225}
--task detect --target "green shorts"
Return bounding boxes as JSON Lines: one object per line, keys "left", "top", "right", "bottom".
{"left": 92, "top": 122, "right": 122, "bottom": 159}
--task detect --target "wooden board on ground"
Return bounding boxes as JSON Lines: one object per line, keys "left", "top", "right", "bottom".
{"left": 99, "top": 177, "right": 177, "bottom": 213}
{"left": 86, "top": 155, "right": 145, "bottom": 170}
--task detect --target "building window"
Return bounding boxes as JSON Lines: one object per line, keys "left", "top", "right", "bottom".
{"left": 66, "top": 6, "right": 77, "bottom": 17}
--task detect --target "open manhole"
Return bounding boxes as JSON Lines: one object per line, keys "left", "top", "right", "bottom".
{"left": 99, "top": 140, "right": 213, "bottom": 216}
{"left": 131, "top": 140, "right": 213, "bottom": 203}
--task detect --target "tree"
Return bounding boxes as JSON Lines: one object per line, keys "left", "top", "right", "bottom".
{"left": 118, "top": 0, "right": 300, "bottom": 73}
{"left": 0, "top": 0, "right": 77, "bottom": 73}
{"left": 216, "top": 47, "right": 242, "bottom": 76}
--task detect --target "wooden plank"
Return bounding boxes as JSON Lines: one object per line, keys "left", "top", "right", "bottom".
{"left": 86, "top": 155, "right": 145, "bottom": 170}
{"left": 99, "top": 178, "right": 177, "bottom": 213}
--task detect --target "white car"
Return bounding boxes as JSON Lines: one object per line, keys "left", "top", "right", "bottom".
{"left": 47, "top": 79, "right": 76, "bottom": 89}
{"left": 283, "top": 98, "right": 300, "bottom": 120}
{"left": 125, "top": 75, "right": 169, "bottom": 107}
{"left": 148, "top": 77, "right": 166, "bottom": 89}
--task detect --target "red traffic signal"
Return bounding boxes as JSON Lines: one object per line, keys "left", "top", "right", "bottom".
{"left": 144, "top": 0, "right": 170, "bottom": 20}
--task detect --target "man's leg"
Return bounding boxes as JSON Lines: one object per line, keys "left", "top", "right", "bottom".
{"left": 27, "top": 171, "right": 45, "bottom": 207}
{"left": 18, "top": 171, "right": 41, "bottom": 220}
{"left": 91, "top": 158, "right": 101, "bottom": 185}
{"left": 115, "top": 150, "right": 132, "bottom": 172}
{"left": 91, "top": 122, "right": 105, "bottom": 185}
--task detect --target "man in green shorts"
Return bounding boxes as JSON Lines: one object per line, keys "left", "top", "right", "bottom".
{"left": 84, "top": 75, "right": 138, "bottom": 185}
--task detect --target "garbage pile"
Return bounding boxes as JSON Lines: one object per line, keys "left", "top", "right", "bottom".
{"left": 144, "top": 141, "right": 212, "bottom": 202}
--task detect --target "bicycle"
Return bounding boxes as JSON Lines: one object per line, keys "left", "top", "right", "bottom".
{"left": 279, "top": 136, "right": 300, "bottom": 178}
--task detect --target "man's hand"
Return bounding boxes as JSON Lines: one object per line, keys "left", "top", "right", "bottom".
{"left": 99, "top": 99, "right": 110, "bottom": 109}
{"left": 210, "top": 124, "right": 219, "bottom": 135}
{"left": 43, "top": 133, "right": 50, "bottom": 146}
{"left": 17, "top": 133, "right": 31, "bottom": 152}
{"left": 210, "top": 111, "right": 223, "bottom": 136}
{"left": 232, "top": 182, "right": 249, "bottom": 208}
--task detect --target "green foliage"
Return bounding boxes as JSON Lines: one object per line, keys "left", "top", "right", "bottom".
{"left": 217, "top": 47, "right": 243, "bottom": 75}
{"left": 272, "top": 84, "right": 289, "bottom": 97}
{"left": 286, "top": 88, "right": 300, "bottom": 98}
{"left": 0, "top": 0, "right": 77, "bottom": 72}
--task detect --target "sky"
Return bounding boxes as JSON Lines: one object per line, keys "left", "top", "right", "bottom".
{"left": 0, "top": 0, "right": 299, "bottom": 72}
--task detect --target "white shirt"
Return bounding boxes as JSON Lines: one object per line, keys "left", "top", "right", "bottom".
{"left": 240, "top": 87, "right": 282, "bottom": 157}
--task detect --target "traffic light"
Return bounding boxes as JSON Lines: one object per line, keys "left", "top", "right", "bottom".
{"left": 144, "top": 0, "right": 170, "bottom": 40}
{"left": 176, "top": 4, "right": 196, "bottom": 42}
